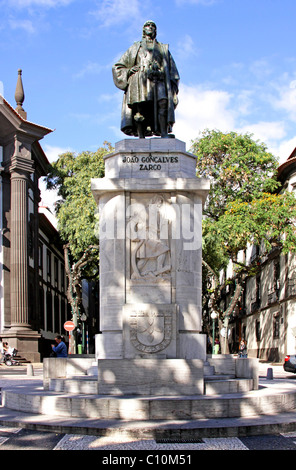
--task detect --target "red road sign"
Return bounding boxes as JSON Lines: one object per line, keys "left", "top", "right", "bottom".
{"left": 64, "top": 320, "right": 75, "bottom": 332}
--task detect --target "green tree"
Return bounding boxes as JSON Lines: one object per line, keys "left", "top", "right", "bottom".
{"left": 46, "top": 142, "right": 112, "bottom": 333}
{"left": 191, "top": 130, "right": 296, "bottom": 352}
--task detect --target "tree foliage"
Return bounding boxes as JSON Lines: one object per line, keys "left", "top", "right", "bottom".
{"left": 46, "top": 142, "right": 111, "bottom": 265}
{"left": 45, "top": 142, "right": 112, "bottom": 328}
{"left": 191, "top": 129, "right": 296, "bottom": 351}
{"left": 192, "top": 129, "right": 279, "bottom": 217}
{"left": 214, "top": 192, "right": 296, "bottom": 262}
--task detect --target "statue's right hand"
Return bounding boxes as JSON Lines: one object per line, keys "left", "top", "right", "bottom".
{"left": 129, "top": 66, "right": 140, "bottom": 76}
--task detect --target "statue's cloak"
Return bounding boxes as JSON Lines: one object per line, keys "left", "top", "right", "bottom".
{"left": 112, "top": 41, "right": 180, "bottom": 136}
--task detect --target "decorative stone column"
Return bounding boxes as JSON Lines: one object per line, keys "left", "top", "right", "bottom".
{"left": 10, "top": 167, "right": 30, "bottom": 328}
{"left": 3, "top": 151, "right": 41, "bottom": 362}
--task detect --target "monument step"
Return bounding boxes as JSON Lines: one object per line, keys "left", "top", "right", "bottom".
{"left": 203, "top": 365, "right": 215, "bottom": 376}
{"left": 204, "top": 378, "right": 254, "bottom": 395}
{"left": 49, "top": 377, "right": 98, "bottom": 395}
{"left": 48, "top": 374, "right": 252, "bottom": 396}
{"left": 87, "top": 365, "right": 98, "bottom": 376}
{"left": 204, "top": 374, "right": 236, "bottom": 381}
{"left": 87, "top": 362, "right": 217, "bottom": 377}
{"left": 3, "top": 382, "right": 295, "bottom": 420}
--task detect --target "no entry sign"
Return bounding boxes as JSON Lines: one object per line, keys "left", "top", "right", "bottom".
{"left": 64, "top": 320, "right": 75, "bottom": 332}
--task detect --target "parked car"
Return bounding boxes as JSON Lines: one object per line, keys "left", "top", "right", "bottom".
{"left": 284, "top": 355, "right": 296, "bottom": 373}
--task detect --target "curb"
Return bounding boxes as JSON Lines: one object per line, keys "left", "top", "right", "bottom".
{"left": 2, "top": 409, "right": 296, "bottom": 438}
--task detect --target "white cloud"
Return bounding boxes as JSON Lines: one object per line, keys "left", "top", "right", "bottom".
{"left": 176, "top": 34, "right": 199, "bottom": 61}
{"left": 9, "top": 19, "right": 35, "bottom": 34}
{"left": 172, "top": 82, "right": 293, "bottom": 163}
{"left": 174, "top": 83, "right": 235, "bottom": 147}
{"left": 249, "top": 58, "right": 274, "bottom": 79}
{"left": 238, "top": 121, "right": 287, "bottom": 147}
{"left": 74, "top": 61, "right": 110, "bottom": 79}
{"left": 270, "top": 136, "right": 296, "bottom": 164}
{"left": 91, "top": 0, "right": 143, "bottom": 28}
{"left": 235, "top": 89, "right": 254, "bottom": 116}
{"left": 175, "top": 0, "right": 217, "bottom": 5}
{"left": 5, "top": 0, "right": 73, "bottom": 7}
{"left": 274, "top": 80, "right": 296, "bottom": 122}
{"left": 38, "top": 144, "right": 72, "bottom": 218}
{"left": 43, "top": 144, "right": 73, "bottom": 163}
{"left": 2, "top": 0, "right": 75, "bottom": 34}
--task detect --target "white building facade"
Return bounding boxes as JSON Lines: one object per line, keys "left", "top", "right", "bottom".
{"left": 227, "top": 150, "right": 296, "bottom": 362}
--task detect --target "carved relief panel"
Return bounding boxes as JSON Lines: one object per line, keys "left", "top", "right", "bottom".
{"left": 127, "top": 193, "right": 172, "bottom": 282}
{"left": 123, "top": 303, "right": 177, "bottom": 357}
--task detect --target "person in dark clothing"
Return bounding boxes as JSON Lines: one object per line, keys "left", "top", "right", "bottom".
{"left": 51, "top": 335, "right": 68, "bottom": 357}
{"left": 238, "top": 339, "right": 247, "bottom": 358}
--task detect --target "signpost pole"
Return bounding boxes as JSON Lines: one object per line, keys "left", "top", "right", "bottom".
{"left": 64, "top": 321, "right": 75, "bottom": 355}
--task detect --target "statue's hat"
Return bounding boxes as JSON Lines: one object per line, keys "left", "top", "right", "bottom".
{"left": 143, "top": 20, "right": 156, "bottom": 28}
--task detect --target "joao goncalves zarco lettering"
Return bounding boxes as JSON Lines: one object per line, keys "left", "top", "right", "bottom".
{"left": 122, "top": 154, "right": 179, "bottom": 170}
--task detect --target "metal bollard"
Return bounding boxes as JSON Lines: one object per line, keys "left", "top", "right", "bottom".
{"left": 27, "top": 363, "right": 34, "bottom": 376}
{"left": 266, "top": 367, "right": 273, "bottom": 380}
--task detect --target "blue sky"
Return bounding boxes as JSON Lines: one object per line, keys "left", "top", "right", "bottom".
{"left": 2, "top": 0, "right": 296, "bottom": 209}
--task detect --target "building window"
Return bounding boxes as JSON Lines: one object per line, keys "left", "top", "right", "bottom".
{"left": 256, "top": 274, "right": 261, "bottom": 306}
{"left": 61, "top": 265, "right": 65, "bottom": 292}
{"left": 39, "top": 286, "right": 44, "bottom": 330}
{"left": 256, "top": 319, "right": 261, "bottom": 341}
{"left": 38, "top": 243, "right": 43, "bottom": 271}
{"left": 273, "top": 314, "right": 280, "bottom": 339}
{"left": 274, "top": 259, "right": 280, "bottom": 293}
{"left": 251, "top": 274, "right": 261, "bottom": 313}
{"left": 46, "top": 291, "right": 53, "bottom": 332}
{"left": 54, "top": 257, "right": 59, "bottom": 287}
{"left": 47, "top": 250, "right": 51, "bottom": 279}
{"left": 250, "top": 244, "right": 259, "bottom": 263}
{"left": 54, "top": 295, "right": 60, "bottom": 333}
{"left": 61, "top": 298, "right": 66, "bottom": 327}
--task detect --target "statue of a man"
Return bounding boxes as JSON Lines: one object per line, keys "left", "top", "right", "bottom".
{"left": 112, "top": 21, "right": 180, "bottom": 139}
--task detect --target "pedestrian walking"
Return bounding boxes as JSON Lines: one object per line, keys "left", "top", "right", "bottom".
{"left": 238, "top": 339, "right": 247, "bottom": 358}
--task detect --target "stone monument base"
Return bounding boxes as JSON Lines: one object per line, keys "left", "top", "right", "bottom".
{"left": 95, "top": 330, "right": 207, "bottom": 362}
{"left": 96, "top": 358, "right": 204, "bottom": 396}
{"left": 91, "top": 138, "right": 210, "bottom": 394}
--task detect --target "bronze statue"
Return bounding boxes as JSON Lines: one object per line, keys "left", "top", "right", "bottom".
{"left": 112, "top": 21, "right": 180, "bottom": 139}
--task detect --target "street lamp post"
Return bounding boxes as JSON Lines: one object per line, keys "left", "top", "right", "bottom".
{"left": 80, "top": 313, "right": 87, "bottom": 354}
{"left": 211, "top": 311, "right": 218, "bottom": 354}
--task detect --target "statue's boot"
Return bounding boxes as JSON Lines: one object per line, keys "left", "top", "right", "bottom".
{"left": 158, "top": 108, "right": 169, "bottom": 138}
{"left": 134, "top": 112, "right": 145, "bottom": 138}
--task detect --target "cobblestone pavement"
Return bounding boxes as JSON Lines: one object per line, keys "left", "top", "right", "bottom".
{"left": 53, "top": 432, "right": 296, "bottom": 450}
{"left": 1, "top": 426, "right": 296, "bottom": 450}
{"left": 54, "top": 433, "right": 250, "bottom": 450}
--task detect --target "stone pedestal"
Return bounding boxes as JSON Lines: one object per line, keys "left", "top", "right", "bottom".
{"left": 91, "top": 138, "right": 210, "bottom": 395}
{"left": 2, "top": 329, "right": 41, "bottom": 363}
{"left": 97, "top": 359, "right": 204, "bottom": 396}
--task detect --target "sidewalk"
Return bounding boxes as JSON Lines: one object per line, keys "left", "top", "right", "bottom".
{"left": 0, "top": 362, "right": 296, "bottom": 438}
